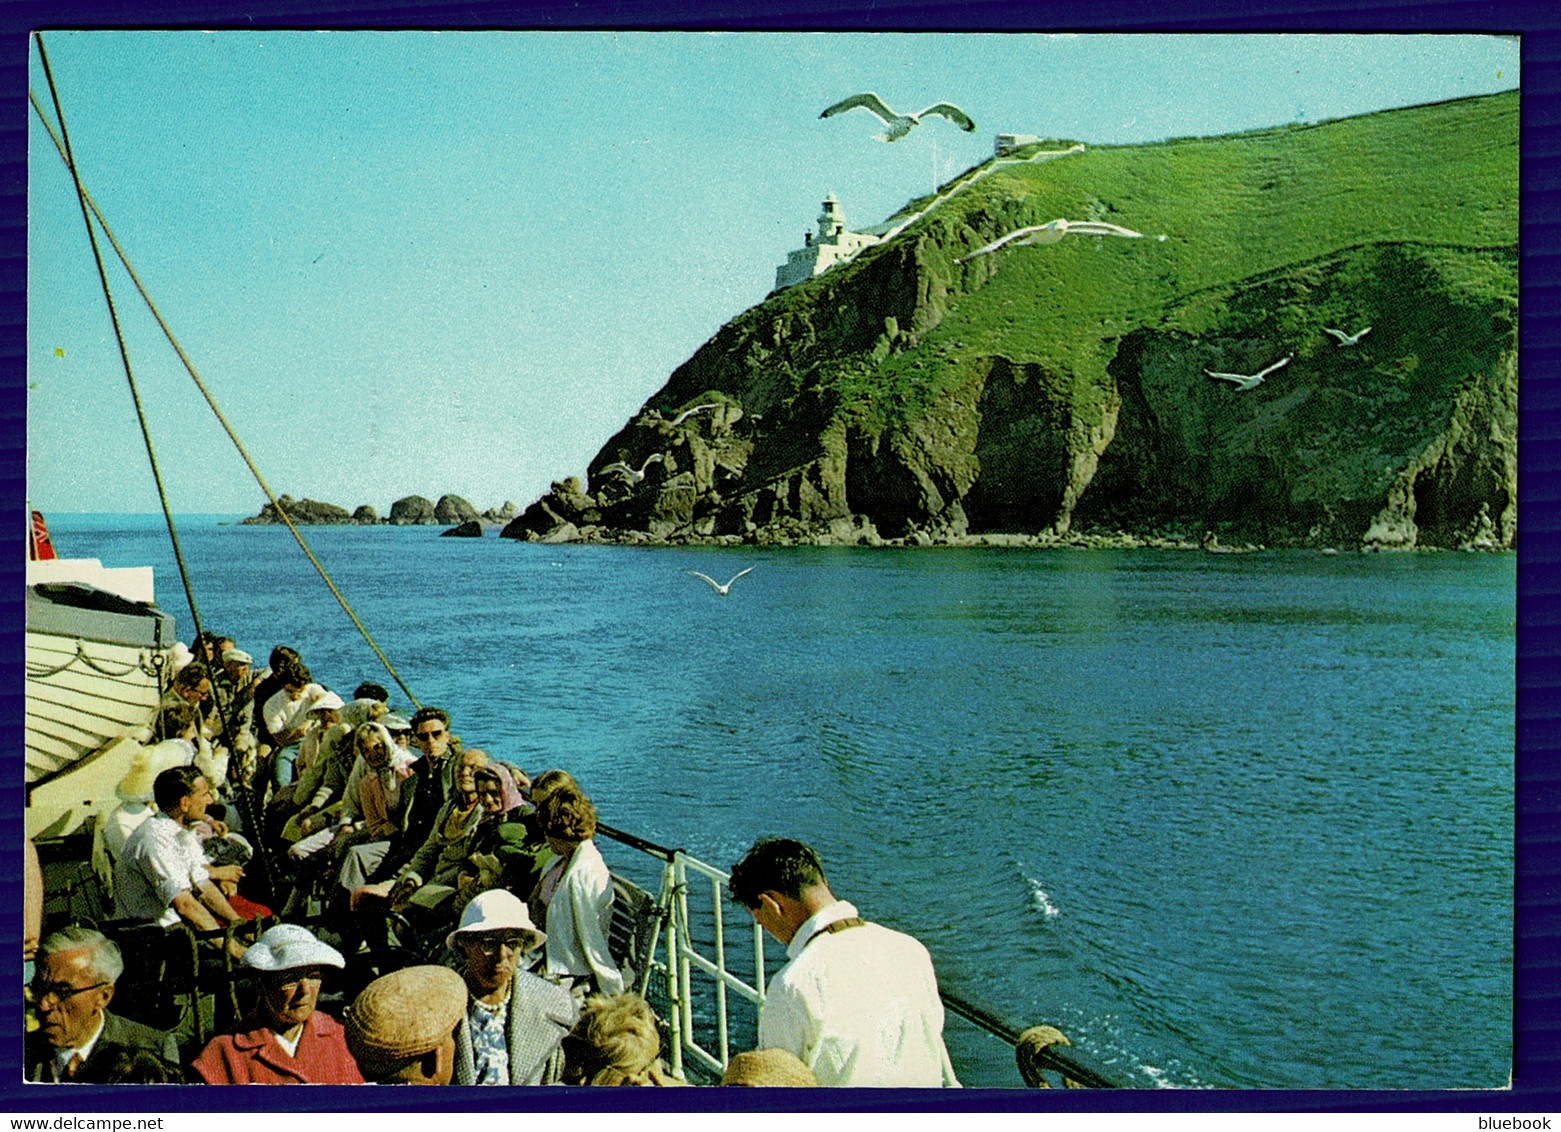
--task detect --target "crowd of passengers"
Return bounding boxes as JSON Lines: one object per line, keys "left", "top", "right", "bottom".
{"left": 24, "top": 634, "right": 957, "bottom": 1088}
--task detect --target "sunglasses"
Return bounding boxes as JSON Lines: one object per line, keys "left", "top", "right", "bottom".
{"left": 415, "top": 728, "right": 446, "bottom": 741}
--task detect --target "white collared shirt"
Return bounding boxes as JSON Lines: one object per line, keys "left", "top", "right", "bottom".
{"left": 52, "top": 1011, "right": 106, "bottom": 1081}
{"left": 113, "top": 812, "right": 210, "bottom": 927}
{"left": 758, "top": 899, "right": 960, "bottom": 1088}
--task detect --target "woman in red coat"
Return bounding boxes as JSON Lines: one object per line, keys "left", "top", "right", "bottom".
{"left": 192, "top": 924, "right": 363, "bottom": 1084}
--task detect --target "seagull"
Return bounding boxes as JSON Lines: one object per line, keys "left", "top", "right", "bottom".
{"left": 666, "top": 403, "right": 719, "bottom": 427}
{"left": 1205, "top": 355, "right": 1292, "bottom": 391}
{"left": 600, "top": 453, "right": 664, "bottom": 483}
{"left": 1323, "top": 325, "right": 1372, "bottom": 347}
{"left": 820, "top": 92, "right": 976, "bottom": 142}
{"left": 684, "top": 567, "right": 754, "bottom": 595}
{"left": 956, "top": 219, "right": 1144, "bottom": 263}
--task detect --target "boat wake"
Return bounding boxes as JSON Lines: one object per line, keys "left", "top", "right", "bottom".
{"left": 1025, "top": 876, "right": 1061, "bottom": 919}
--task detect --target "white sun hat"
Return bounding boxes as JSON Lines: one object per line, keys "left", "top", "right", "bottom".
{"left": 446, "top": 889, "right": 546, "bottom": 953}
{"left": 242, "top": 923, "right": 346, "bottom": 971}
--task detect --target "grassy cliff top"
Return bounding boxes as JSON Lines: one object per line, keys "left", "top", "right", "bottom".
{"left": 798, "top": 90, "right": 1516, "bottom": 425}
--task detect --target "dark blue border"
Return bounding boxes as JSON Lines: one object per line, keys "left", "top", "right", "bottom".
{"left": 2, "top": 2, "right": 1553, "bottom": 1115}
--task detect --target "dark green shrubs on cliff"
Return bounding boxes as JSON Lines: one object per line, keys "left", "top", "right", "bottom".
{"left": 511, "top": 91, "right": 1517, "bottom": 550}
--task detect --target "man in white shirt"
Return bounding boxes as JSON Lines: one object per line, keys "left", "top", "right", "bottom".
{"left": 728, "top": 837, "right": 959, "bottom": 1088}
{"left": 115, "top": 765, "right": 248, "bottom": 957}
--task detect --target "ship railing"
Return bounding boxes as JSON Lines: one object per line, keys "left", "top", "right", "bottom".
{"left": 597, "top": 822, "right": 1119, "bottom": 1088}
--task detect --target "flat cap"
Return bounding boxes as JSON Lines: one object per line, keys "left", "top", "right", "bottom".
{"left": 345, "top": 964, "right": 467, "bottom": 1075}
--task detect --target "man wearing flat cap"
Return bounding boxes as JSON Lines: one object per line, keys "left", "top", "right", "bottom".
{"left": 447, "top": 889, "right": 577, "bottom": 1085}
{"left": 191, "top": 924, "right": 363, "bottom": 1084}
{"left": 346, "top": 965, "right": 467, "bottom": 1084}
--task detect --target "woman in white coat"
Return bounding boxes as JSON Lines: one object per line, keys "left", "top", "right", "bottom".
{"left": 531, "top": 790, "right": 623, "bottom": 997}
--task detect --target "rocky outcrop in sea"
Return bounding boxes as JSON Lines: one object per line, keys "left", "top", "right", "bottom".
{"left": 241, "top": 494, "right": 516, "bottom": 528}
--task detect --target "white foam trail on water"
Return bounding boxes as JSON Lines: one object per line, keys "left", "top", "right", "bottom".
{"left": 1026, "top": 877, "right": 1060, "bottom": 918}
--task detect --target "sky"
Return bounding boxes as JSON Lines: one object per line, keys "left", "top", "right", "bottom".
{"left": 25, "top": 32, "right": 1520, "bottom": 516}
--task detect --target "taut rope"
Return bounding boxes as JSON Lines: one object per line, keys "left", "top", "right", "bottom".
{"left": 28, "top": 64, "right": 420, "bottom": 712}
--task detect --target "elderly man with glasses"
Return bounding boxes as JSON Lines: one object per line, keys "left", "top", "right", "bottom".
{"left": 26, "top": 926, "right": 179, "bottom": 1083}
{"left": 447, "top": 890, "right": 577, "bottom": 1085}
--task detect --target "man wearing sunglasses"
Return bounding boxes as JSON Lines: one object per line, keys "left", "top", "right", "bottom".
{"left": 25, "top": 926, "right": 178, "bottom": 1083}
{"left": 379, "top": 706, "right": 462, "bottom": 881}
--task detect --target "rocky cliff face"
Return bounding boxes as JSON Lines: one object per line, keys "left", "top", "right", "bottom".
{"left": 509, "top": 93, "right": 1516, "bottom": 551}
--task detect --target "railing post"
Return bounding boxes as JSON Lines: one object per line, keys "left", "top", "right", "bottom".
{"left": 676, "top": 857, "right": 694, "bottom": 1057}
{"left": 666, "top": 855, "right": 685, "bottom": 1079}
{"left": 712, "top": 872, "right": 729, "bottom": 1067}
{"left": 661, "top": 857, "right": 683, "bottom": 1081}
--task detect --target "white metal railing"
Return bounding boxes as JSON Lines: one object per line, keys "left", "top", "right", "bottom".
{"left": 598, "top": 824, "right": 1121, "bottom": 1088}
{"left": 597, "top": 825, "right": 769, "bottom": 1081}
{"left": 663, "top": 852, "right": 767, "bottom": 1077}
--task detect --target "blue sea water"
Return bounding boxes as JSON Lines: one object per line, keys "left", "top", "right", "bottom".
{"left": 42, "top": 514, "right": 1514, "bottom": 1090}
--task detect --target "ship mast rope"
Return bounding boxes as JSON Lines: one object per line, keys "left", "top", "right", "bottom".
{"left": 30, "top": 35, "right": 421, "bottom": 716}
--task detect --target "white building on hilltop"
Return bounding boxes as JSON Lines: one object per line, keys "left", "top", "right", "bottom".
{"left": 774, "top": 193, "right": 883, "bottom": 290}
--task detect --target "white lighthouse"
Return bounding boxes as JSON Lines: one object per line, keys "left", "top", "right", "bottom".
{"left": 774, "top": 193, "right": 883, "bottom": 290}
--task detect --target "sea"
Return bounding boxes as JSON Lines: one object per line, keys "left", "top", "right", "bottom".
{"left": 40, "top": 513, "right": 1515, "bottom": 1091}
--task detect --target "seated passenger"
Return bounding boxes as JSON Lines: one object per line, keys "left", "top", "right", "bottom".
{"left": 331, "top": 722, "right": 418, "bottom": 897}
{"left": 26, "top": 927, "right": 179, "bottom": 1083}
{"left": 266, "top": 690, "right": 347, "bottom": 835}
{"left": 261, "top": 665, "right": 327, "bottom": 788}
{"left": 249, "top": 646, "right": 302, "bottom": 757}
{"left": 560, "top": 993, "right": 685, "bottom": 1086}
{"left": 345, "top": 965, "right": 467, "bottom": 1085}
{"left": 161, "top": 661, "right": 218, "bottom": 736}
{"left": 377, "top": 748, "right": 490, "bottom": 926}
{"left": 92, "top": 737, "right": 193, "bottom": 895}
{"left": 492, "top": 769, "right": 578, "bottom": 900}
{"left": 531, "top": 790, "right": 623, "bottom": 997}
{"left": 446, "top": 890, "right": 576, "bottom": 1085}
{"left": 191, "top": 924, "right": 363, "bottom": 1085}
{"left": 113, "top": 766, "right": 248, "bottom": 956}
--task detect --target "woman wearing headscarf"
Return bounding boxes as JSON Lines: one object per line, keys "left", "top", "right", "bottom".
{"left": 331, "top": 721, "right": 419, "bottom": 897}
{"left": 273, "top": 693, "right": 369, "bottom": 845}
{"left": 355, "top": 747, "right": 487, "bottom": 939}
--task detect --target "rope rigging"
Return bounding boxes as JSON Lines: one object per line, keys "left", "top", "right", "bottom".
{"left": 29, "top": 42, "right": 420, "bottom": 713}
{"left": 34, "top": 36, "right": 207, "bottom": 668}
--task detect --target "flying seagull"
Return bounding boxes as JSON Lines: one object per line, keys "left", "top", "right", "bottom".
{"left": 685, "top": 567, "right": 754, "bottom": 595}
{"left": 600, "top": 453, "right": 665, "bottom": 483}
{"left": 955, "top": 219, "right": 1144, "bottom": 263}
{"left": 666, "top": 403, "right": 720, "bottom": 427}
{"left": 1205, "top": 355, "right": 1292, "bottom": 392}
{"left": 1323, "top": 325, "right": 1372, "bottom": 347}
{"left": 820, "top": 92, "right": 976, "bottom": 142}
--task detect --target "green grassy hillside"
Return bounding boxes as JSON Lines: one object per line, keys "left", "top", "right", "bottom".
{"left": 510, "top": 92, "right": 1517, "bottom": 549}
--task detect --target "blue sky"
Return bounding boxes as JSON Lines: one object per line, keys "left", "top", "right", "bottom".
{"left": 26, "top": 32, "right": 1519, "bottom": 515}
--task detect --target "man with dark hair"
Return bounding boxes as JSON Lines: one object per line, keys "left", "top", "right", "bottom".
{"left": 353, "top": 682, "right": 390, "bottom": 703}
{"left": 381, "top": 706, "right": 459, "bottom": 878}
{"left": 163, "top": 660, "right": 219, "bottom": 738}
{"left": 728, "top": 837, "right": 959, "bottom": 1088}
{"left": 26, "top": 926, "right": 179, "bottom": 1083}
{"left": 115, "top": 766, "right": 248, "bottom": 951}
